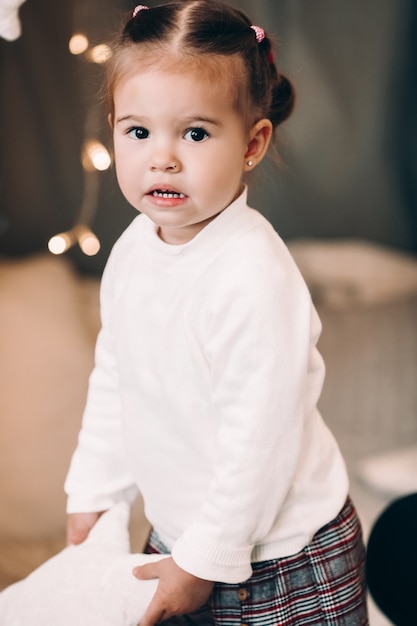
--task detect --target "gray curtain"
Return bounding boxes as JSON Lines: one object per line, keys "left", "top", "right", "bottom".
{"left": 241, "top": 0, "right": 417, "bottom": 252}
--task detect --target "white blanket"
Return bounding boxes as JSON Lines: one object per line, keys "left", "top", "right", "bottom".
{"left": 0, "top": 0, "right": 26, "bottom": 41}
{"left": 0, "top": 503, "right": 166, "bottom": 626}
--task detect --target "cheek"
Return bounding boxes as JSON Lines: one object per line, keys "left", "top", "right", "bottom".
{"left": 113, "top": 156, "right": 124, "bottom": 187}
{"left": 211, "top": 152, "right": 244, "bottom": 184}
{"left": 114, "top": 147, "right": 134, "bottom": 178}
{"left": 114, "top": 159, "right": 136, "bottom": 202}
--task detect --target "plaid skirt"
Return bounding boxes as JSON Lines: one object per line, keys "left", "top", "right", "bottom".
{"left": 145, "top": 496, "right": 368, "bottom": 625}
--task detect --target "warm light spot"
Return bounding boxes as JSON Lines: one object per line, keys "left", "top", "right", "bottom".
{"left": 69, "top": 33, "right": 89, "bottom": 55}
{"left": 83, "top": 141, "right": 112, "bottom": 171}
{"left": 91, "top": 148, "right": 111, "bottom": 171}
{"left": 89, "top": 44, "right": 112, "bottom": 64}
{"left": 78, "top": 230, "right": 101, "bottom": 256}
{"left": 48, "top": 233, "right": 72, "bottom": 255}
{"left": 48, "top": 226, "right": 101, "bottom": 256}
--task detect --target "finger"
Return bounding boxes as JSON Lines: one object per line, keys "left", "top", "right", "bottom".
{"left": 133, "top": 562, "right": 160, "bottom": 580}
{"left": 66, "top": 525, "right": 89, "bottom": 546}
{"left": 66, "top": 512, "right": 102, "bottom": 546}
{"left": 139, "top": 601, "right": 166, "bottom": 626}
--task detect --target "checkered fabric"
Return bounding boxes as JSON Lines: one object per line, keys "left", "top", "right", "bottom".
{"left": 145, "top": 497, "right": 368, "bottom": 625}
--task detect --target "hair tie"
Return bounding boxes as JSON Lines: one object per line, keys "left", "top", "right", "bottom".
{"left": 133, "top": 5, "right": 149, "bottom": 17}
{"left": 251, "top": 24, "right": 265, "bottom": 44}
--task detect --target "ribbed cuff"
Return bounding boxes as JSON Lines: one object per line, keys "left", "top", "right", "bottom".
{"left": 171, "top": 525, "right": 253, "bottom": 584}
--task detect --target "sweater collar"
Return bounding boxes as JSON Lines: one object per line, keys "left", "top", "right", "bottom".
{"left": 143, "top": 185, "right": 249, "bottom": 257}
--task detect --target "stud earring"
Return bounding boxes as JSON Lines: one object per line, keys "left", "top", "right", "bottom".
{"left": 247, "top": 160, "right": 254, "bottom": 167}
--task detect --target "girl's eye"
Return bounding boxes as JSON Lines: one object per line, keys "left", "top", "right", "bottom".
{"left": 184, "top": 127, "right": 209, "bottom": 143}
{"left": 128, "top": 127, "right": 149, "bottom": 140}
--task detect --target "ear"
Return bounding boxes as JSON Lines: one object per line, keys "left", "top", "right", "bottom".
{"left": 243, "top": 119, "right": 273, "bottom": 172}
{"left": 108, "top": 113, "right": 114, "bottom": 129}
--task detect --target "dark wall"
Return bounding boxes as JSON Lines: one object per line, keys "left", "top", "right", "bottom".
{"left": 245, "top": 0, "right": 417, "bottom": 253}
{"left": 0, "top": 0, "right": 416, "bottom": 275}
{"left": 0, "top": 0, "right": 84, "bottom": 254}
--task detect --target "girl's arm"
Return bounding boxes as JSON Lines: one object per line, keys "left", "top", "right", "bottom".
{"left": 172, "top": 248, "right": 323, "bottom": 583}
{"left": 64, "top": 252, "right": 137, "bottom": 515}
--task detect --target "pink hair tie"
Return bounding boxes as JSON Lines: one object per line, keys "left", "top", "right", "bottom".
{"left": 251, "top": 24, "right": 265, "bottom": 43}
{"left": 133, "top": 5, "right": 149, "bottom": 17}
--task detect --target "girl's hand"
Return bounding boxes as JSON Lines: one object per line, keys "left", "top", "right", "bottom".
{"left": 66, "top": 511, "right": 104, "bottom": 546}
{"left": 133, "top": 556, "right": 214, "bottom": 626}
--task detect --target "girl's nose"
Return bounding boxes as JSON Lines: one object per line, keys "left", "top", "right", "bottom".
{"left": 150, "top": 149, "right": 181, "bottom": 173}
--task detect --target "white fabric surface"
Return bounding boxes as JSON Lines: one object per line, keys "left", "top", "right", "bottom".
{"left": 0, "top": 503, "right": 166, "bottom": 625}
{"left": 65, "top": 187, "right": 349, "bottom": 583}
{"left": 0, "top": 0, "right": 26, "bottom": 40}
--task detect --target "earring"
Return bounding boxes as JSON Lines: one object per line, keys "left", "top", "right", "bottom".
{"left": 247, "top": 160, "right": 254, "bottom": 167}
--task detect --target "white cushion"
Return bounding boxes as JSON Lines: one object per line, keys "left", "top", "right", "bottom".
{"left": 0, "top": 503, "right": 166, "bottom": 625}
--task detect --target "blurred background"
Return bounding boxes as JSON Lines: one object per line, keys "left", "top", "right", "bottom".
{"left": 1, "top": 0, "right": 416, "bottom": 271}
{"left": 0, "top": 1, "right": 416, "bottom": 623}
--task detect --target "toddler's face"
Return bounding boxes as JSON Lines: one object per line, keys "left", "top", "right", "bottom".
{"left": 112, "top": 66, "right": 252, "bottom": 244}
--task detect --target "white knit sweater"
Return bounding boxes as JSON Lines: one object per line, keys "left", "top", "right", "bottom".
{"left": 65, "top": 187, "right": 349, "bottom": 584}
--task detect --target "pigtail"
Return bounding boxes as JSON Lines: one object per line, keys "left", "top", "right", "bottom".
{"left": 122, "top": 5, "right": 176, "bottom": 43}
{"left": 256, "top": 34, "right": 295, "bottom": 130}
{"left": 270, "top": 74, "right": 295, "bottom": 127}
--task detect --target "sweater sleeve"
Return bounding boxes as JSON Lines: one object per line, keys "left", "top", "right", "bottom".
{"left": 64, "top": 252, "right": 137, "bottom": 513}
{"left": 172, "top": 244, "right": 320, "bottom": 583}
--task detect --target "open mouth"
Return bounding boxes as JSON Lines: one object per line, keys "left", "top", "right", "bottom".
{"left": 150, "top": 190, "right": 186, "bottom": 199}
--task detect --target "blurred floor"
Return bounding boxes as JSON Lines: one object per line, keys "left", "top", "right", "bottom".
{"left": 316, "top": 293, "right": 417, "bottom": 626}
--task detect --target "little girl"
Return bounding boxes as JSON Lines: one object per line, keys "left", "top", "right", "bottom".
{"left": 65, "top": 2, "right": 368, "bottom": 624}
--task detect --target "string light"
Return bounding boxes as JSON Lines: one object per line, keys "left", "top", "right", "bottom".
{"left": 48, "top": 225, "right": 101, "bottom": 256}
{"left": 82, "top": 140, "right": 112, "bottom": 172}
{"left": 69, "top": 33, "right": 89, "bottom": 55}
{"left": 88, "top": 44, "right": 112, "bottom": 64}
{"left": 77, "top": 225, "right": 101, "bottom": 256}
{"left": 48, "top": 231, "right": 75, "bottom": 255}
{"left": 48, "top": 21, "right": 112, "bottom": 259}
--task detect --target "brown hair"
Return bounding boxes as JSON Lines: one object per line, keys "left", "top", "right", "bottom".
{"left": 105, "top": 0, "right": 295, "bottom": 132}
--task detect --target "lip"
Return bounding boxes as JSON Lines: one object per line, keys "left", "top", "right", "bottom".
{"left": 145, "top": 183, "right": 188, "bottom": 208}
{"left": 146, "top": 184, "right": 187, "bottom": 197}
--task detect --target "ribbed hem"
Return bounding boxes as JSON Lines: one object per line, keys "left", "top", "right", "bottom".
{"left": 171, "top": 527, "right": 317, "bottom": 584}
{"left": 251, "top": 535, "right": 312, "bottom": 562}
{"left": 171, "top": 527, "right": 253, "bottom": 584}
